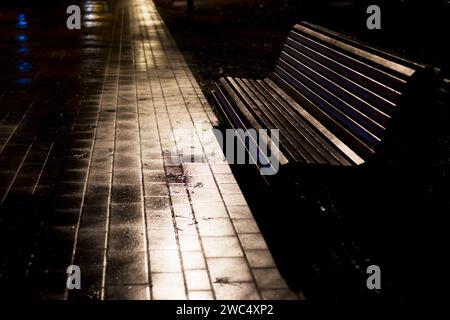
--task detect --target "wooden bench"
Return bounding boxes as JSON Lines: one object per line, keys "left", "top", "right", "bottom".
{"left": 211, "top": 23, "right": 446, "bottom": 298}
{"left": 212, "top": 22, "right": 430, "bottom": 179}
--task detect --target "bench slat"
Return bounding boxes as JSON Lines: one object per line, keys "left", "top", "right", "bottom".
{"left": 278, "top": 51, "right": 388, "bottom": 136}
{"left": 293, "top": 24, "right": 416, "bottom": 79}
{"left": 238, "top": 78, "right": 333, "bottom": 164}
{"left": 212, "top": 90, "right": 279, "bottom": 180}
{"left": 289, "top": 29, "right": 408, "bottom": 91}
{"left": 284, "top": 37, "right": 402, "bottom": 104}
{"left": 263, "top": 78, "right": 365, "bottom": 165}
{"left": 254, "top": 79, "right": 353, "bottom": 166}
{"left": 272, "top": 71, "right": 375, "bottom": 160}
{"left": 232, "top": 77, "right": 314, "bottom": 163}
{"left": 223, "top": 77, "right": 303, "bottom": 162}
{"left": 214, "top": 81, "right": 288, "bottom": 169}
{"left": 275, "top": 63, "right": 381, "bottom": 148}
{"left": 283, "top": 41, "right": 396, "bottom": 116}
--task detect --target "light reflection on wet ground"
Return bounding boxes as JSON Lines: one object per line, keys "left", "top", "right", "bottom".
{"left": 0, "top": 1, "right": 114, "bottom": 92}
{"left": 0, "top": 1, "right": 112, "bottom": 297}
{"left": 0, "top": 0, "right": 297, "bottom": 300}
{"left": 15, "top": 12, "right": 32, "bottom": 85}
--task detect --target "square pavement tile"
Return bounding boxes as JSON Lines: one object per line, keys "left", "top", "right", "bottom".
{"left": 164, "top": 156, "right": 182, "bottom": 166}
{"left": 106, "top": 285, "right": 150, "bottom": 300}
{"left": 148, "top": 229, "right": 178, "bottom": 250}
{"left": 170, "top": 194, "right": 190, "bottom": 207}
{"left": 144, "top": 183, "right": 169, "bottom": 197}
{"left": 149, "top": 249, "right": 182, "bottom": 273}
{"left": 141, "top": 141, "right": 161, "bottom": 153}
{"left": 178, "top": 234, "right": 202, "bottom": 252}
{"left": 168, "top": 183, "right": 187, "bottom": 195}
{"left": 181, "top": 251, "right": 207, "bottom": 270}
{"left": 197, "top": 217, "right": 235, "bottom": 237}
{"left": 188, "top": 290, "right": 214, "bottom": 300}
{"left": 88, "top": 172, "right": 112, "bottom": 184}
{"left": 185, "top": 269, "right": 211, "bottom": 291}
{"left": 108, "top": 225, "right": 146, "bottom": 252}
{"left": 186, "top": 175, "right": 216, "bottom": 189}
{"left": 253, "top": 268, "right": 288, "bottom": 290}
{"left": 86, "top": 183, "right": 110, "bottom": 195}
{"left": 112, "top": 184, "right": 142, "bottom": 203}
{"left": 83, "top": 193, "right": 110, "bottom": 207}
{"left": 116, "top": 132, "right": 140, "bottom": 142}
{"left": 222, "top": 194, "right": 247, "bottom": 207}
{"left": 76, "top": 228, "right": 107, "bottom": 251}
{"left": 142, "top": 150, "right": 164, "bottom": 160}
{"left": 172, "top": 204, "right": 193, "bottom": 217}
{"left": 189, "top": 187, "right": 222, "bottom": 203}
{"left": 116, "top": 123, "right": 139, "bottom": 133}
{"left": 238, "top": 234, "right": 268, "bottom": 250}
{"left": 207, "top": 257, "right": 253, "bottom": 283}
{"left": 192, "top": 202, "right": 228, "bottom": 219}
{"left": 144, "top": 196, "right": 171, "bottom": 212}
{"left": 232, "top": 218, "right": 260, "bottom": 234}
{"left": 91, "top": 157, "right": 113, "bottom": 171}
{"left": 261, "top": 289, "right": 299, "bottom": 300}
{"left": 143, "top": 171, "right": 166, "bottom": 183}
{"left": 106, "top": 251, "right": 148, "bottom": 285}
{"left": 253, "top": 268, "right": 288, "bottom": 289}
{"left": 80, "top": 205, "right": 108, "bottom": 229}
{"left": 202, "top": 236, "right": 243, "bottom": 258}
{"left": 110, "top": 202, "right": 144, "bottom": 225}
{"left": 147, "top": 214, "right": 174, "bottom": 230}
{"left": 218, "top": 183, "right": 241, "bottom": 195}
{"left": 165, "top": 165, "right": 183, "bottom": 176}
{"left": 212, "top": 282, "right": 260, "bottom": 300}
{"left": 245, "top": 249, "right": 276, "bottom": 268}
{"left": 173, "top": 213, "right": 195, "bottom": 230}
{"left": 92, "top": 148, "right": 113, "bottom": 158}
{"left": 114, "top": 155, "right": 141, "bottom": 169}
{"left": 182, "top": 163, "right": 211, "bottom": 176}
{"left": 214, "top": 173, "right": 237, "bottom": 184}
{"left": 226, "top": 205, "right": 253, "bottom": 219}
{"left": 151, "top": 273, "right": 186, "bottom": 300}
{"left": 142, "top": 159, "right": 164, "bottom": 171}
{"left": 115, "top": 143, "right": 141, "bottom": 155}
{"left": 113, "top": 169, "right": 142, "bottom": 184}
{"left": 74, "top": 249, "right": 105, "bottom": 272}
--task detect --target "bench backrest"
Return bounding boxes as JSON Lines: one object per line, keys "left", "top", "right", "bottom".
{"left": 271, "top": 22, "right": 425, "bottom": 160}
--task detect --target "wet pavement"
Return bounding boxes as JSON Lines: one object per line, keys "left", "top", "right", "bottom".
{"left": 0, "top": 0, "right": 300, "bottom": 299}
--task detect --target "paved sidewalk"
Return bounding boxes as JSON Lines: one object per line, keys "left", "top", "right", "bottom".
{"left": 0, "top": 0, "right": 299, "bottom": 300}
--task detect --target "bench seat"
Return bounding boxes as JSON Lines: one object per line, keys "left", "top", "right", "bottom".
{"left": 212, "top": 22, "right": 428, "bottom": 172}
